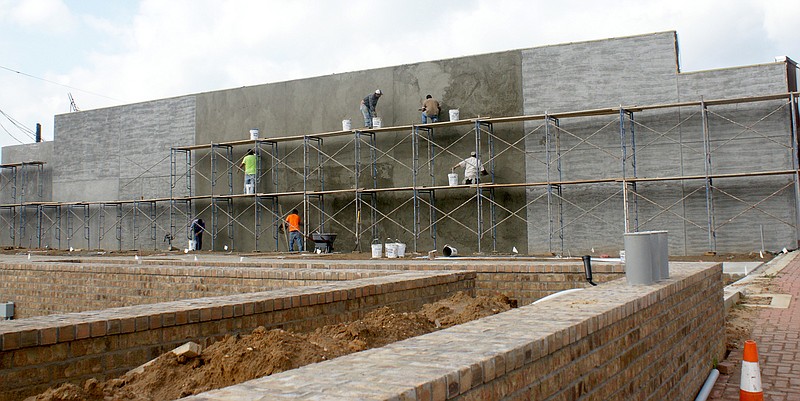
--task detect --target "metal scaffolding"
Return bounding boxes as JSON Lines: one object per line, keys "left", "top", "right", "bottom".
{"left": 2, "top": 93, "right": 798, "bottom": 254}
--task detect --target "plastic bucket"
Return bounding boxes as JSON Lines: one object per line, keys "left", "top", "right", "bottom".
{"left": 386, "top": 242, "right": 397, "bottom": 258}
{"left": 373, "top": 117, "right": 382, "bottom": 128}
{"left": 245, "top": 184, "right": 254, "bottom": 194}
{"left": 189, "top": 240, "right": 196, "bottom": 251}
{"left": 443, "top": 244, "right": 457, "bottom": 257}
{"left": 250, "top": 129, "right": 259, "bottom": 140}
{"left": 396, "top": 241, "right": 406, "bottom": 257}
{"left": 342, "top": 119, "right": 352, "bottom": 131}
{"left": 449, "top": 109, "right": 459, "bottom": 121}
{"left": 371, "top": 240, "right": 382, "bottom": 258}
{"left": 448, "top": 173, "right": 459, "bottom": 186}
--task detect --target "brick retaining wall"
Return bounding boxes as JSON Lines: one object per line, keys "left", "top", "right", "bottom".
{"left": 56, "top": 256, "right": 627, "bottom": 307}
{"left": 0, "top": 262, "right": 397, "bottom": 318}
{"left": 184, "top": 262, "right": 723, "bottom": 401}
{"left": 0, "top": 270, "right": 474, "bottom": 401}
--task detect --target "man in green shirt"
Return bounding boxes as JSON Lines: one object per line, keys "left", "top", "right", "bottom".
{"left": 241, "top": 149, "right": 258, "bottom": 194}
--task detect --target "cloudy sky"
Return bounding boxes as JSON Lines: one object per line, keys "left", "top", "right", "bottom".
{"left": 0, "top": 0, "right": 798, "bottom": 150}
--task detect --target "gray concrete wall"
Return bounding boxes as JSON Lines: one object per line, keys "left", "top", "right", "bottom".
{"left": 0, "top": 31, "right": 796, "bottom": 254}
{"left": 52, "top": 95, "right": 196, "bottom": 202}
{"left": 1, "top": 141, "right": 53, "bottom": 204}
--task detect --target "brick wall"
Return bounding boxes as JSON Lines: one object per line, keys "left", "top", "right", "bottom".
{"left": 184, "top": 262, "right": 723, "bottom": 400}
{"left": 0, "top": 270, "right": 474, "bottom": 401}
{"left": 0, "top": 262, "right": 401, "bottom": 318}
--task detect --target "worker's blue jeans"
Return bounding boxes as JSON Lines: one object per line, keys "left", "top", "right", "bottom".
{"left": 289, "top": 230, "right": 303, "bottom": 252}
{"left": 422, "top": 113, "right": 438, "bottom": 124}
{"left": 360, "top": 104, "right": 373, "bottom": 128}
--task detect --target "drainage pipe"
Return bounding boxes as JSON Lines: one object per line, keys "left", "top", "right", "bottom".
{"left": 694, "top": 368, "right": 719, "bottom": 401}
{"left": 582, "top": 255, "right": 598, "bottom": 286}
{"left": 532, "top": 288, "right": 584, "bottom": 304}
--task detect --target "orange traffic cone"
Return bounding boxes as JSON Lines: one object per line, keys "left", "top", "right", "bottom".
{"left": 740, "top": 340, "right": 764, "bottom": 401}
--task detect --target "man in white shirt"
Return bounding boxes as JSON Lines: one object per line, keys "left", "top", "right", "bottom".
{"left": 452, "top": 151, "right": 487, "bottom": 184}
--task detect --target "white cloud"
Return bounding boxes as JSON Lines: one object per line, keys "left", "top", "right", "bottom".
{"left": 8, "top": 0, "right": 75, "bottom": 33}
{"left": 1, "top": 0, "right": 799, "bottom": 153}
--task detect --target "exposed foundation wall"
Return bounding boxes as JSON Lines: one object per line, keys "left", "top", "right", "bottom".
{"left": 0, "top": 270, "right": 475, "bottom": 401}
{"left": 187, "top": 262, "right": 724, "bottom": 401}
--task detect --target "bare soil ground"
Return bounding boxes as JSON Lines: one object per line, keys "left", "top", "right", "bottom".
{"left": 27, "top": 292, "right": 515, "bottom": 401}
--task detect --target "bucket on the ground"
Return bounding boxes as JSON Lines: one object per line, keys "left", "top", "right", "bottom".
{"left": 449, "top": 109, "right": 459, "bottom": 121}
{"left": 448, "top": 173, "right": 459, "bottom": 186}
{"left": 189, "top": 240, "right": 196, "bottom": 251}
{"left": 386, "top": 242, "right": 397, "bottom": 258}
{"left": 443, "top": 244, "right": 457, "bottom": 257}
{"left": 249, "top": 129, "right": 259, "bottom": 140}
{"left": 373, "top": 117, "right": 383, "bottom": 128}
{"left": 342, "top": 119, "right": 352, "bottom": 131}
{"left": 395, "top": 240, "right": 406, "bottom": 257}
{"left": 371, "top": 239, "right": 382, "bottom": 258}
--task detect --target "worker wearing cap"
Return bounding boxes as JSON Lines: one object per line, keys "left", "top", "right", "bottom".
{"left": 360, "top": 89, "right": 382, "bottom": 128}
{"left": 452, "top": 151, "right": 487, "bottom": 184}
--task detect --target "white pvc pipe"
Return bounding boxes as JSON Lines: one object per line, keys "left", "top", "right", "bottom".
{"left": 532, "top": 288, "right": 584, "bottom": 304}
{"left": 694, "top": 368, "right": 719, "bottom": 401}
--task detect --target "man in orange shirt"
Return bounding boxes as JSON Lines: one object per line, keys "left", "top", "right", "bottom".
{"left": 285, "top": 209, "right": 303, "bottom": 252}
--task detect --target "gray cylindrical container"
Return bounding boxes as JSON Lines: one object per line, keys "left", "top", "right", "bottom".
{"left": 624, "top": 232, "right": 656, "bottom": 285}
{"left": 652, "top": 230, "right": 669, "bottom": 280}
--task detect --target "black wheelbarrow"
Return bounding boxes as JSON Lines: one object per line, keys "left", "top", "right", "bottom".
{"left": 311, "top": 233, "right": 337, "bottom": 253}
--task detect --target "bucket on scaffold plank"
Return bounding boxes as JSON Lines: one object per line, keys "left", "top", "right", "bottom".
{"left": 448, "top": 173, "right": 459, "bottom": 186}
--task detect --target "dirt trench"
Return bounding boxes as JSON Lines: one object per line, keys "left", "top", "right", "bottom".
{"left": 28, "top": 292, "right": 515, "bottom": 401}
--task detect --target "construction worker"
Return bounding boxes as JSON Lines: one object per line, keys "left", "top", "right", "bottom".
{"left": 240, "top": 149, "right": 257, "bottom": 194}
{"left": 452, "top": 151, "right": 487, "bottom": 184}
{"left": 285, "top": 209, "right": 303, "bottom": 252}
{"left": 190, "top": 218, "right": 205, "bottom": 250}
{"left": 360, "top": 89, "right": 382, "bottom": 128}
{"left": 420, "top": 94, "right": 440, "bottom": 124}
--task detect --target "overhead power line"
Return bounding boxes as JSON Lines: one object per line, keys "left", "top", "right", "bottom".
{"left": 0, "top": 108, "right": 36, "bottom": 141}
{"left": 0, "top": 64, "right": 122, "bottom": 102}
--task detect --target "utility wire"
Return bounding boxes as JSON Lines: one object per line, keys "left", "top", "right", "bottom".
{"left": 0, "top": 120, "right": 26, "bottom": 144}
{"left": 0, "top": 108, "right": 37, "bottom": 144}
{"left": 0, "top": 64, "right": 123, "bottom": 102}
{"left": 0, "top": 109, "right": 36, "bottom": 139}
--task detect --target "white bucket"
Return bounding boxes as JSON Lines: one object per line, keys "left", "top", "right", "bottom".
{"left": 189, "top": 240, "right": 196, "bottom": 251}
{"left": 373, "top": 117, "right": 383, "bottom": 128}
{"left": 449, "top": 109, "right": 459, "bottom": 121}
{"left": 448, "top": 173, "right": 459, "bottom": 186}
{"left": 443, "top": 244, "right": 458, "bottom": 257}
{"left": 619, "top": 250, "right": 626, "bottom": 262}
{"left": 245, "top": 184, "right": 255, "bottom": 194}
{"left": 342, "top": 119, "right": 352, "bottom": 131}
{"left": 249, "top": 129, "right": 259, "bottom": 140}
{"left": 371, "top": 240, "right": 382, "bottom": 258}
{"left": 386, "top": 242, "right": 397, "bottom": 258}
{"left": 395, "top": 241, "right": 406, "bottom": 257}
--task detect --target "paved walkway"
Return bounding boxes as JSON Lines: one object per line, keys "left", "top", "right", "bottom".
{"left": 710, "top": 252, "right": 800, "bottom": 400}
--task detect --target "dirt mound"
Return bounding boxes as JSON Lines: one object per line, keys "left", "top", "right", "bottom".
{"left": 27, "top": 292, "right": 514, "bottom": 401}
